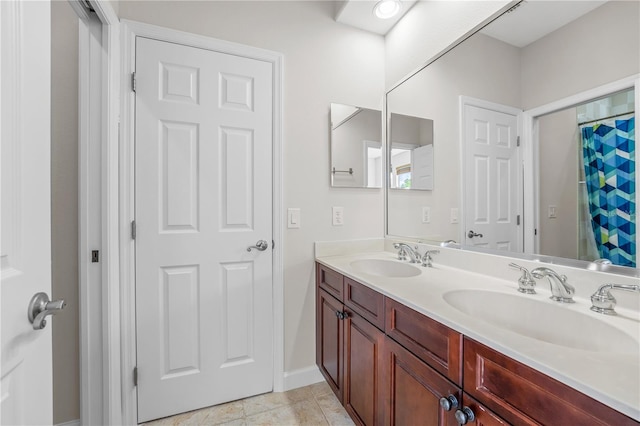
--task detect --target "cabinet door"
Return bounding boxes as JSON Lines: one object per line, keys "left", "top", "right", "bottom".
{"left": 383, "top": 337, "right": 461, "bottom": 426}
{"left": 317, "top": 288, "right": 344, "bottom": 400}
{"left": 344, "top": 309, "right": 385, "bottom": 426}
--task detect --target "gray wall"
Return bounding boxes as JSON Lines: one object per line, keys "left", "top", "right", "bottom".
{"left": 51, "top": 1, "right": 80, "bottom": 424}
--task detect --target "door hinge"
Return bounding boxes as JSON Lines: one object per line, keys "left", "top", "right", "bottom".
{"left": 133, "top": 366, "right": 138, "bottom": 386}
{"left": 517, "top": 215, "right": 521, "bottom": 226}
{"left": 517, "top": 136, "right": 521, "bottom": 147}
{"left": 272, "top": 240, "right": 275, "bottom": 249}
{"left": 131, "top": 72, "right": 136, "bottom": 93}
{"left": 91, "top": 250, "right": 100, "bottom": 263}
{"left": 131, "top": 220, "right": 136, "bottom": 240}
{"left": 535, "top": 228, "right": 538, "bottom": 236}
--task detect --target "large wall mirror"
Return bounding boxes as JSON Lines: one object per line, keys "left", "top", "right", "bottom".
{"left": 331, "top": 103, "right": 382, "bottom": 188}
{"left": 386, "top": 0, "right": 639, "bottom": 270}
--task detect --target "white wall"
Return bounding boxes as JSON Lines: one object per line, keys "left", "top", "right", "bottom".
{"left": 538, "top": 108, "right": 579, "bottom": 259}
{"left": 118, "top": 0, "right": 386, "bottom": 375}
{"left": 385, "top": 1, "right": 510, "bottom": 88}
{"left": 521, "top": 1, "right": 639, "bottom": 110}
{"left": 51, "top": 2, "right": 80, "bottom": 424}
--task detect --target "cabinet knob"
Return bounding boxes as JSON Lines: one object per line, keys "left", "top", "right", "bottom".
{"left": 335, "top": 311, "right": 348, "bottom": 320}
{"left": 439, "top": 394, "right": 459, "bottom": 411}
{"left": 454, "top": 407, "right": 475, "bottom": 425}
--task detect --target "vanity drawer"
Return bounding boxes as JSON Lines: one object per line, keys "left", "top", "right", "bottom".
{"left": 463, "top": 338, "right": 639, "bottom": 426}
{"left": 344, "top": 277, "right": 385, "bottom": 330}
{"left": 317, "top": 263, "right": 344, "bottom": 300}
{"left": 385, "top": 298, "right": 462, "bottom": 385}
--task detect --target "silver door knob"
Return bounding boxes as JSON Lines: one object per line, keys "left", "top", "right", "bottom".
{"left": 27, "top": 292, "right": 66, "bottom": 330}
{"left": 467, "top": 230, "right": 483, "bottom": 239}
{"left": 247, "top": 240, "right": 269, "bottom": 252}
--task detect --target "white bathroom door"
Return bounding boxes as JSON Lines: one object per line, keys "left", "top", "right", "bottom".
{"left": 134, "top": 37, "right": 274, "bottom": 422}
{"left": 463, "top": 103, "right": 521, "bottom": 251}
{"left": 1, "top": 1, "right": 53, "bottom": 424}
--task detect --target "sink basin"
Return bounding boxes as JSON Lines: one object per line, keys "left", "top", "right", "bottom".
{"left": 443, "top": 289, "right": 639, "bottom": 354}
{"left": 350, "top": 259, "right": 421, "bottom": 278}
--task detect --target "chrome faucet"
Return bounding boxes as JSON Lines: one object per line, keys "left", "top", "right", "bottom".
{"left": 531, "top": 267, "right": 575, "bottom": 303}
{"left": 508, "top": 263, "right": 536, "bottom": 294}
{"left": 393, "top": 243, "right": 420, "bottom": 263}
{"left": 590, "top": 283, "right": 640, "bottom": 315}
{"left": 421, "top": 250, "right": 439, "bottom": 267}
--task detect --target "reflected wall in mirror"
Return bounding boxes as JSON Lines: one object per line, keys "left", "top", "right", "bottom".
{"left": 389, "top": 113, "right": 434, "bottom": 190}
{"left": 386, "top": 0, "right": 639, "bottom": 268}
{"left": 330, "top": 103, "right": 382, "bottom": 188}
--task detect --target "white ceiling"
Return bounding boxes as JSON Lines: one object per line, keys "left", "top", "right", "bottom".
{"left": 335, "top": 0, "right": 417, "bottom": 35}
{"left": 481, "top": 0, "right": 609, "bottom": 48}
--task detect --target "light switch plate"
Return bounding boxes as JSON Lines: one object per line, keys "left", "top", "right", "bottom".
{"left": 450, "top": 208, "right": 459, "bottom": 224}
{"left": 288, "top": 208, "right": 301, "bottom": 229}
{"left": 422, "top": 206, "right": 431, "bottom": 224}
{"left": 332, "top": 206, "right": 344, "bottom": 226}
{"left": 548, "top": 205, "right": 557, "bottom": 219}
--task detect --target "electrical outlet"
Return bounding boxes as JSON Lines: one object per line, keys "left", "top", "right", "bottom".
{"left": 287, "top": 208, "right": 301, "bottom": 229}
{"left": 450, "top": 208, "right": 459, "bottom": 224}
{"left": 332, "top": 206, "right": 344, "bottom": 226}
{"left": 422, "top": 207, "right": 431, "bottom": 224}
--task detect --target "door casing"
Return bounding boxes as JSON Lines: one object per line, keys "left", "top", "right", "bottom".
{"left": 118, "top": 20, "right": 284, "bottom": 425}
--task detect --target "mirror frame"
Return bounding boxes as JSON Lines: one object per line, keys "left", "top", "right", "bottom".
{"left": 383, "top": 0, "right": 640, "bottom": 278}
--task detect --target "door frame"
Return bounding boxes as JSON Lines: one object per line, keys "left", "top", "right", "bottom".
{"left": 72, "top": 0, "right": 121, "bottom": 424}
{"left": 118, "top": 20, "right": 284, "bottom": 425}
{"left": 522, "top": 74, "right": 640, "bottom": 255}
{"left": 459, "top": 96, "right": 524, "bottom": 250}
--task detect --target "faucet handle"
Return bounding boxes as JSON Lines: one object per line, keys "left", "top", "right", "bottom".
{"left": 508, "top": 263, "right": 537, "bottom": 294}
{"left": 421, "top": 250, "right": 440, "bottom": 267}
{"left": 393, "top": 243, "right": 407, "bottom": 261}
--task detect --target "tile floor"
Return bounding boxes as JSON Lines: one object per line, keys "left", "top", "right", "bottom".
{"left": 141, "top": 381, "right": 355, "bottom": 426}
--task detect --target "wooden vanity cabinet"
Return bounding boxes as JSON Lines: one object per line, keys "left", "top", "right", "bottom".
{"left": 316, "top": 264, "right": 385, "bottom": 426}
{"left": 316, "top": 263, "right": 639, "bottom": 426}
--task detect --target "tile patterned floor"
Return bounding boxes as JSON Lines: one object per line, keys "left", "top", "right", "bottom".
{"left": 141, "top": 381, "right": 355, "bottom": 426}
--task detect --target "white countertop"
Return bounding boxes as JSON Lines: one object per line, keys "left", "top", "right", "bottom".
{"left": 316, "top": 250, "right": 640, "bottom": 421}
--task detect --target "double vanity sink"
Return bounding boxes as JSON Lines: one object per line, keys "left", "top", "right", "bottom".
{"left": 316, "top": 249, "right": 640, "bottom": 423}
{"left": 350, "top": 257, "right": 638, "bottom": 355}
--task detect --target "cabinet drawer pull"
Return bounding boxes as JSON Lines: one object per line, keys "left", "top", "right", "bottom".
{"left": 439, "top": 394, "right": 459, "bottom": 411}
{"left": 454, "top": 407, "right": 475, "bottom": 425}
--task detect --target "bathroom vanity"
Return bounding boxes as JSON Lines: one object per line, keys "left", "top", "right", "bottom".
{"left": 315, "top": 245, "right": 640, "bottom": 426}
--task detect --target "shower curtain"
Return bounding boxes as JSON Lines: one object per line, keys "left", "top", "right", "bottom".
{"left": 581, "top": 115, "right": 635, "bottom": 267}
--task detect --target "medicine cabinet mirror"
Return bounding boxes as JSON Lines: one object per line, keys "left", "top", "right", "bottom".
{"left": 330, "top": 103, "right": 382, "bottom": 188}
{"left": 386, "top": 0, "right": 639, "bottom": 272}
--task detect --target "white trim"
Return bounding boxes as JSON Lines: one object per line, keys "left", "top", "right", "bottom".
{"left": 282, "top": 366, "right": 325, "bottom": 392}
{"left": 75, "top": 0, "right": 120, "bottom": 424}
{"left": 119, "top": 20, "right": 285, "bottom": 424}
{"left": 55, "top": 420, "right": 81, "bottom": 426}
{"left": 458, "top": 96, "right": 524, "bottom": 251}
{"left": 522, "top": 74, "right": 639, "bottom": 256}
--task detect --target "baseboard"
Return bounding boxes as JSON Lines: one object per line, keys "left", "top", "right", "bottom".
{"left": 282, "top": 365, "right": 324, "bottom": 391}
{"left": 55, "top": 420, "right": 80, "bottom": 426}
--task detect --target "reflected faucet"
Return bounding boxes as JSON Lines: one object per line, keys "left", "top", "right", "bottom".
{"left": 590, "top": 283, "right": 640, "bottom": 315}
{"left": 531, "top": 267, "right": 575, "bottom": 303}
{"left": 393, "top": 243, "right": 420, "bottom": 263}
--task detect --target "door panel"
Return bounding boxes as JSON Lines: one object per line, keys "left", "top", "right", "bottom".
{"left": 135, "top": 36, "right": 273, "bottom": 422}
{"left": 1, "top": 1, "right": 53, "bottom": 424}
{"left": 464, "top": 104, "right": 520, "bottom": 251}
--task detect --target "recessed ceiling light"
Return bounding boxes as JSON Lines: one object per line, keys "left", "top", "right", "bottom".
{"left": 373, "top": 0, "right": 402, "bottom": 19}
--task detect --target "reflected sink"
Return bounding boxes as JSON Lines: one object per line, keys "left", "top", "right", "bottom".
{"left": 350, "top": 259, "right": 421, "bottom": 278}
{"left": 443, "top": 289, "right": 639, "bottom": 354}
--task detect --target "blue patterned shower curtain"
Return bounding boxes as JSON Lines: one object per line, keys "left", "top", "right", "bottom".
{"left": 581, "top": 116, "right": 635, "bottom": 267}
